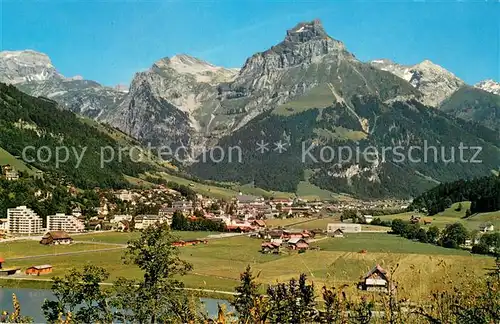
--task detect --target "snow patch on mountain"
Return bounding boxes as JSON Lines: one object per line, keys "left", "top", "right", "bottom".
{"left": 475, "top": 79, "right": 500, "bottom": 96}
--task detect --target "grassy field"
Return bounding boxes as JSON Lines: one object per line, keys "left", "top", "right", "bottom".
{"left": 312, "top": 233, "right": 470, "bottom": 255}
{"left": 0, "top": 147, "right": 37, "bottom": 174}
{"left": 74, "top": 231, "right": 218, "bottom": 244}
{"left": 272, "top": 84, "right": 334, "bottom": 116}
{"left": 0, "top": 241, "right": 120, "bottom": 259}
{"left": 0, "top": 232, "right": 495, "bottom": 300}
{"left": 378, "top": 202, "right": 500, "bottom": 231}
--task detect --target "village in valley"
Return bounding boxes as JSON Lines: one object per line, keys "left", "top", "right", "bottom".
{"left": 0, "top": 164, "right": 498, "bottom": 300}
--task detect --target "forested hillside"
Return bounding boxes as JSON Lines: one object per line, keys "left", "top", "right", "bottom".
{"left": 0, "top": 83, "right": 151, "bottom": 188}
{"left": 190, "top": 96, "right": 500, "bottom": 198}
{"left": 409, "top": 175, "right": 500, "bottom": 215}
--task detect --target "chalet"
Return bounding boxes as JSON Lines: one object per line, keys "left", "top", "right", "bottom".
{"left": 332, "top": 229, "right": 344, "bottom": 238}
{"left": 261, "top": 241, "right": 281, "bottom": 254}
{"left": 40, "top": 231, "right": 73, "bottom": 245}
{"left": 479, "top": 223, "right": 495, "bottom": 233}
{"left": 287, "top": 237, "right": 309, "bottom": 250}
{"left": 358, "top": 264, "right": 389, "bottom": 292}
{"left": 410, "top": 215, "right": 420, "bottom": 224}
{"left": 251, "top": 220, "right": 266, "bottom": 228}
{"left": 25, "top": 264, "right": 53, "bottom": 276}
{"left": 226, "top": 224, "right": 253, "bottom": 232}
{"left": 363, "top": 215, "right": 373, "bottom": 224}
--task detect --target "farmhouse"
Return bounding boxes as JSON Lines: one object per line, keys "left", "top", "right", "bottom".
{"left": 358, "top": 264, "right": 389, "bottom": 292}
{"left": 25, "top": 264, "right": 53, "bottom": 276}
{"left": 287, "top": 237, "right": 309, "bottom": 250}
{"left": 479, "top": 223, "right": 495, "bottom": 233}
{"left": 261, "top": 241, "right": 281, "bottom": 254}
{"left": 327, "top": 223, "right": 361, "bottom": 234}
{"left": 251, "top": 219, "right": 266, "bottom": 228}
{"left": 40, "top": 231, "right": 73, "bottom": 245}
{"left": 332, "top": 229, "right": 344, "bottom": 238}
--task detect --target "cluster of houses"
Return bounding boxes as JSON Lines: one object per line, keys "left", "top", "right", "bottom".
{"left": 259, "top": 229, "right": 315, "bottom": 254}
{"left": 325, "top": 199, "right": 410, "bottom": 213}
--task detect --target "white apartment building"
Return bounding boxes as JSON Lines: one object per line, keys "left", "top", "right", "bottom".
{"left": 47, "top": 213, "right": 85, "bottom": 232}
{"left": 7, "top": 206, "right": 43, "bottom": 234}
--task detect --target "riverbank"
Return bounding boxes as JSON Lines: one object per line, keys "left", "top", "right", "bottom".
{"left": 0, "top": 288, "right": 233, "bottom": 322}
{"left": 0, "top": 277, "right": 236, "bottom": 301}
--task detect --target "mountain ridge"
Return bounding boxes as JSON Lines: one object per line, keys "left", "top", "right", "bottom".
{"left": 2, "top": 19, "right": 499, "bottom": 198}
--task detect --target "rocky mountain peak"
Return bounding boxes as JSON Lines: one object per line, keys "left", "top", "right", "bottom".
{"left": 152, "top": 54, "right": 238, "bottom": 84}
{"left": 284, "top": 19, "right": 329, "bottom": 43}
{"left": 0, "top": 49, "right": 63, "bottom": 84}
{"left": 475, "top": 79, "right": 500, "bottom": 96}
{"left": 370, "top": 58, "right": 464, "bottom": 106}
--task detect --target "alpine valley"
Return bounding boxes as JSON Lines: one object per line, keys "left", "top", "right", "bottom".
{"left": 1, "top": 20, "right": 499, "bottom": 198}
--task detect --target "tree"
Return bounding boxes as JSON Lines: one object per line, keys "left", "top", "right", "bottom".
{"left": 342, "top": 210, "right": 358, "bottom": 223}
{"left": 391, "top": 219, "right": 406, "bottom": 235}
{"left": 266, "top": 274, "right": 317, "bottom": 323}
{"left": 171, "top": 210, "right": 187, "bottom": 230}
{"left": 455, "top": 202, "right": 463, "bottom": 212}
{"left": 465, "top": 208, "right": 472, "bottom": 218}
{"left": 416, "top": 228, "right": 428, "bottom": 243}
{"left": 111, "top": 222, "right": 194, "bottom": 323}
{"left": 42, "top": 265, "right": 111, "bottom": 323}
{"left": 441, "top": 223, "right": 469, "bottom": 248}
{"left": 427, "top": 226, "right": 440, "bottom": 244}
{"left": 232, "top": 265, "right": 261, "bottom": 323}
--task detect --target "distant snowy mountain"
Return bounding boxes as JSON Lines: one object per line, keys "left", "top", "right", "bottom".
{"left": 0, "top": 50, "right": 126, "bottom": 118}
{"left": 370, "top": 59, "right": 464, "bottom": 107}
{"left": 475, "top": 79, "right": 500, "bottom": 96}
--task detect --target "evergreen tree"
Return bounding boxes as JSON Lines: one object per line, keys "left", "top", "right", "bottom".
{"left": 232, "top": 265, "right": 261, "bottom": 323}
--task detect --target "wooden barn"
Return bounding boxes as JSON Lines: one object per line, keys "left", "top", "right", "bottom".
{"left": 358, "top": 264, "right": 389, "bottom": 292}
{"left": 25, "top": 265, "right": 53, "bottom": 276}
{"left": 40, "top": 231, "right": 73, "bottom": 245}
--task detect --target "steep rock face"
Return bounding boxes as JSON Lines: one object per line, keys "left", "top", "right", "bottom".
{"left": 370, "top": 59, "right": 464, "bottom": 106}
{"left": 217, "top": 20, "right": 419, "bottom": 131}
{"left": 0, "top": 50, "right": 126, "bottom": 118}
{"left": 0, "top": 50, "right": 63, "bottom": 84}
{"left": 475, "top": 79, "right": 500, "bottom": 96}
{"left": 102, "top": 54, "right": 239, "bottom": 153}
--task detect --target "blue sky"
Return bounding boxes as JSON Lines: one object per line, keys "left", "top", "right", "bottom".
{"left": 1, "top": 0, "right": 498, "bottom": 86}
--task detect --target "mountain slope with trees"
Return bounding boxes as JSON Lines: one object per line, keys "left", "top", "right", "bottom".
{"left": 0, "top": 83, "right": 151, "bottom": 188}
{"left": 409, "top": 174, "right": 500, "bottom": 215}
